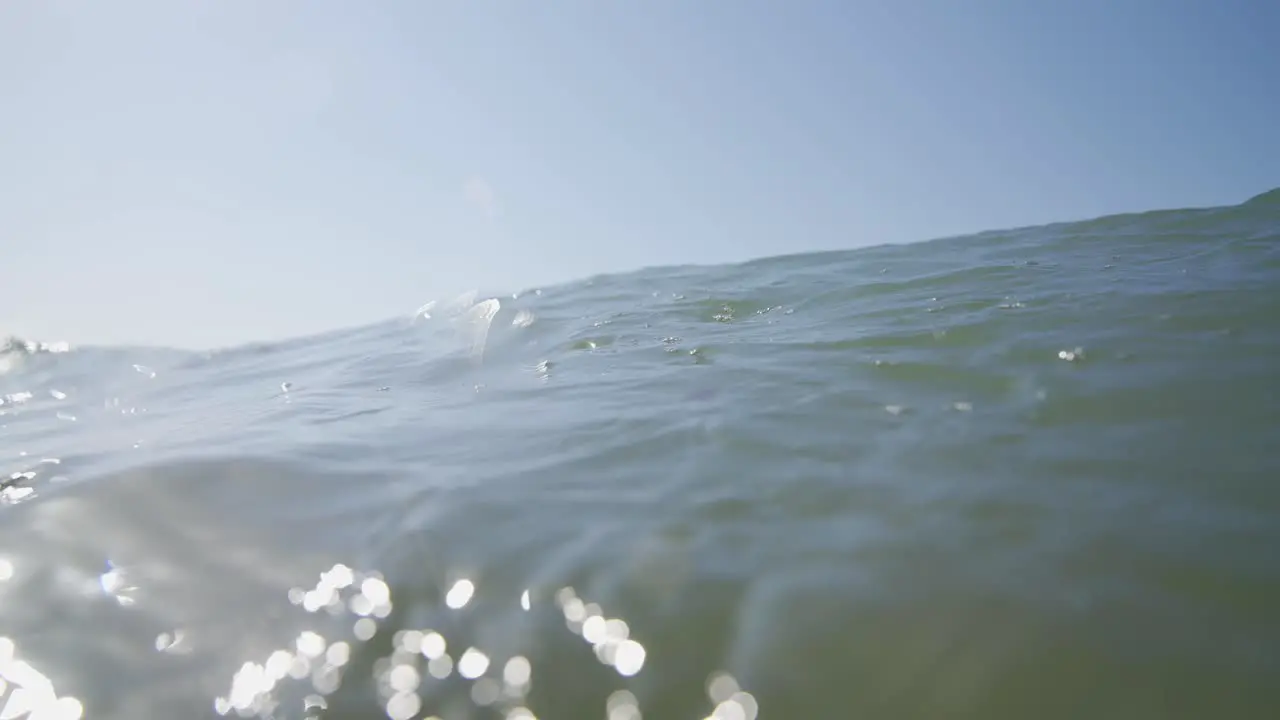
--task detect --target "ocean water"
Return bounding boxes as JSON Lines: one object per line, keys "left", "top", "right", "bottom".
{"left": 2, "top": 189, "right": 1278, "bottom": 719}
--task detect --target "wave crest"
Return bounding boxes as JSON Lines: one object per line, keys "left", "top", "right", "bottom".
{"left": 2, "top": 336, "right": 73, "bottom": 356}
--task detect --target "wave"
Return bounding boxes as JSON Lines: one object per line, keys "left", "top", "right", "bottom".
{"left": 4, "top": 188, "right": 1277, "bottom": 362}
{"left": 1, "top": 335, "right": 72, "bottom": 356}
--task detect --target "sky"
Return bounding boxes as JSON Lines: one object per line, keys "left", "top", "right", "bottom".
{"left": 2, "top": 0, "right": 1277, "bottom": 349}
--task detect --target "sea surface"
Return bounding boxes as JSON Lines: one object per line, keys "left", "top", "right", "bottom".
{"left": 2, "top": 189, "right": 1279, "bottom": 719}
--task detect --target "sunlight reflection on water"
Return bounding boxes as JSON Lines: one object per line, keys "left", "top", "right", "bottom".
{"left": 212, "top": 563, "right": 757, "bottom": 719}
{"left": 0, "top": 596, "right": 82, "bottom": 720}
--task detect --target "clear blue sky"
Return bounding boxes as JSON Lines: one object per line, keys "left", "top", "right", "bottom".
{"left": 2, "top": 0, "right": 1276, "bottom": 349}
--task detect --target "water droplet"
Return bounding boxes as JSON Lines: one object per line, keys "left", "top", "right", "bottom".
{"left": 353, "top": 618, "right": 377, "bottom": 641}
{"left": 708, "top": 672, "right": 740, "bottom": 703}
{"left": 420, "top": 631, "right": 447, "bottom": 660}
{"left": 361, "top": 577, "right": 390, "bottom": 606}
{"left": 326, "top": 641, "right": 351, "bottom": 668}
{"left": 1057, "top": 347, "right": 1086, "bottom": 362}
{"left": 388, "top": 663, "right": 420, "bottom": 693}
{"left": 386, "top": 691, "right": 421, "bottom": 720}
{"left": 503, "top": 655, "right": 532, "bottom": 687}
{"left": 446, "top": 578, "right": 475, "bottom": 609}
{"left": 427, "top": 653, "right": 453, "bottom": 679}
{"left": 458, "top": 648, "right": 490, "bottom": 679}
{"left": 613, "top": 640, "right": 646, "bottom": 677}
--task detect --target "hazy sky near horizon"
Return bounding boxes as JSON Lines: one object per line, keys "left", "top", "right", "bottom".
{"left": 3, "top": 0, "right": 1277, "bottom": 349}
